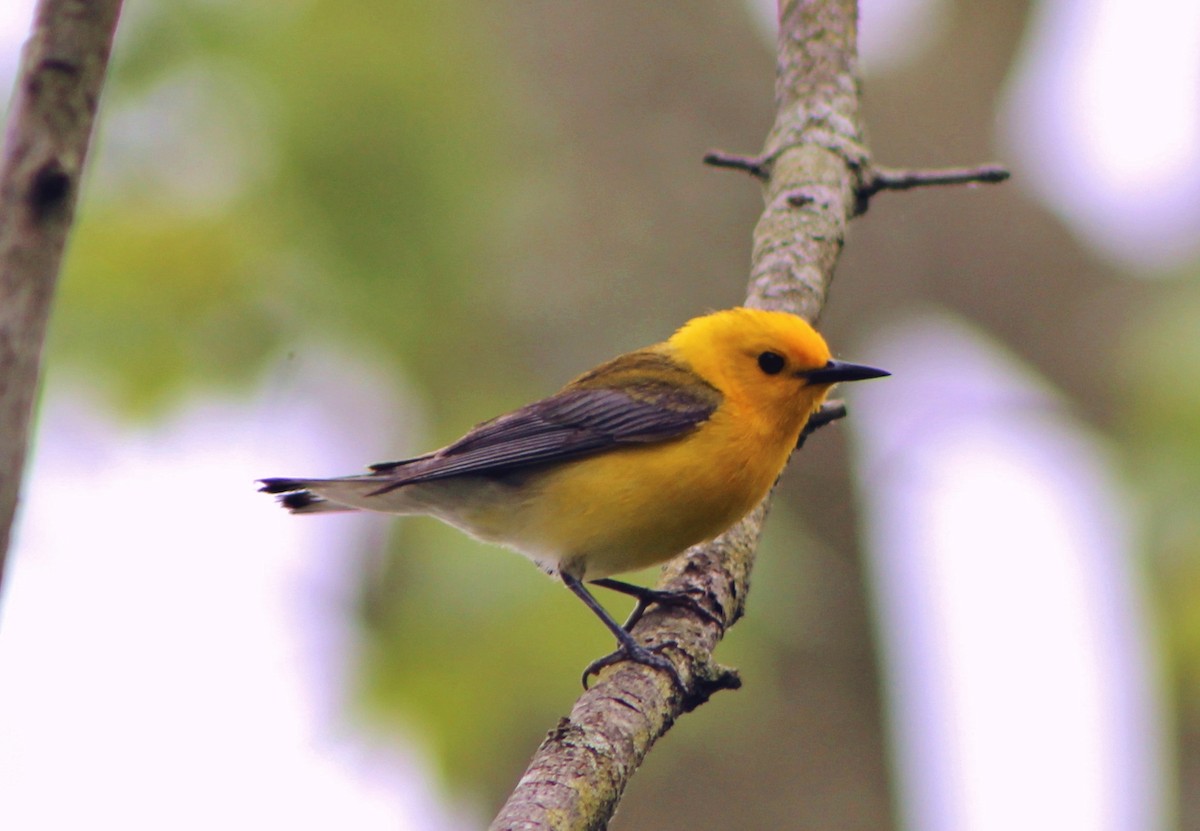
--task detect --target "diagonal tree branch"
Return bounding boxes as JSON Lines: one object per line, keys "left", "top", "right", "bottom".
{"left": 491, "top": 2, "right": 868, "bottom": 828}
{"left": 494, "top": 0, "right": 1004, "bottom": 825}
{"left": 0, "top": 0, "right": 123, "bottom": 602}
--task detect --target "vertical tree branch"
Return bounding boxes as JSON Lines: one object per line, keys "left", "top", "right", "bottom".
{"left": 0, "top": 0, "right": 123, "bottom": 599}
{"left": 746, "top": 0, "right": 866, "bottom": 320}
{"left": 491, "top": 2, "right": 868, "bottom": 828}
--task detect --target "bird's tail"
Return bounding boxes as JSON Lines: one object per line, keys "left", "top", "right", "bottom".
{"left": 258, "top": 478, "right": 359, "bottom": 515}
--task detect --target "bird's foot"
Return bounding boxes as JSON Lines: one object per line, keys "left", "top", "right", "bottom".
{"left": 581, "top": 640, "right": 686, "bottom": 693}
{"left": 623, "top": 587, "right": 722, "bottom": 632}
{"left": 589, "top": 578, "right": 723, "bottom": 632}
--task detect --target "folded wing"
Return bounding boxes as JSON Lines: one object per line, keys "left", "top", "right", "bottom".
{"left": 366, "top": 349, "right": 721, "bottom": 493}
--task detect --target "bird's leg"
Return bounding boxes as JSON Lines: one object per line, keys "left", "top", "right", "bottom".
{"left": 590, "top": 578, "right": 723, "bottom": 632}
{"left": 562, "top": 573, "right": 686, "bottom": 692}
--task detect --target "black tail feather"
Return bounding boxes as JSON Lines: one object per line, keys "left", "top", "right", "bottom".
{"left": 258, "top": 477, "right": 308, "bottom": 494}
{"left": 280, "top": 491, "right": 319, "bottom": 511}
{"left": 258, "top": 479, "right": 357, "bottom": 514}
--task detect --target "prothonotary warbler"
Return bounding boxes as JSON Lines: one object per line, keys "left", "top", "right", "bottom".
{"left": 260, "top": 308, "right": 888, "bottom": 689}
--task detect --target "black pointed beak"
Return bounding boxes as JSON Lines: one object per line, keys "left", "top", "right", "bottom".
{"left": 800, "top": 359, "right": 891, "bottom": 385}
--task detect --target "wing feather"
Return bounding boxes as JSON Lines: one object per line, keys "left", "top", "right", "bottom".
{"left": 366, "top": 348, "right": 720, "bottom": 493}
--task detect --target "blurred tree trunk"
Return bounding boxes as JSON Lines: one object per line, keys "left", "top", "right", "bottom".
{"left": 0, "top": 0, "right": 123, "bottom": 602}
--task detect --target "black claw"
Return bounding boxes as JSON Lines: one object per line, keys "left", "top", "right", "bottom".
{"left": 581, "top": 642, "right": 686, "bottom": 692}
{"left": 589, "top": 578, "right": 723, "bottom": 632}
{"left": 561, "top": 573, "right": 690, "bottom": 694}
{"left": 633, "top": 588, "right": 722, "bottom": 631}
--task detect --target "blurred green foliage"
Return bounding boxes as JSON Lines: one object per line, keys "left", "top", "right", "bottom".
{"left": 52, "top": 1, "right": 515, "bottom": 415}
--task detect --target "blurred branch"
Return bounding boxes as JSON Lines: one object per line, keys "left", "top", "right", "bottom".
{"left": 0, "top": 0, "right": 123, "bottom": 601}
{"left": 701, "top": 149, "right": 771, "bottom": 180}
{"left": 491, "top": 1, "right": 869, "bottom": 828}
{"left": 797, "top": 399, "right": 847, "bottom": 449}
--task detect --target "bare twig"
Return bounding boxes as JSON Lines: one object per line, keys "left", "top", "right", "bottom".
{"left": 857, "top": 162, "right": 1010, "bottom": 212}
{"left": 797, "top": 399, "right": 847, "bottom": 449}
{"left": 0, "top": 0, "right": 124, "bottom": 600}
{"left": 702, "top": 149, "right": 772, "bottom": 181}
{"left": 866, "top": 163, "right": 1010, "bottom": 192}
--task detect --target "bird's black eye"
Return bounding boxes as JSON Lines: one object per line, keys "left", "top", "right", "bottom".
{"left": 757, "top": 351, "right": 786, "bottom": 375}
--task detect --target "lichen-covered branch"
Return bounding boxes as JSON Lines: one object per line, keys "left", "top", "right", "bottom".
{"left": 490, "top": 2, "right": 866, "bottom": 829}
{"left": 0, "top": 0, "right": 124, "bottom": 599}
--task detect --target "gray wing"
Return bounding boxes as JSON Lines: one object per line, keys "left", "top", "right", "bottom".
{"left": 258, "top": 350, "right": 721, "bottom": 507}
{"left": 365, "top": 368, "right": 719, "bottom": 493}
{"left": 362, "top": 345, "right": 720, "bottom": 492}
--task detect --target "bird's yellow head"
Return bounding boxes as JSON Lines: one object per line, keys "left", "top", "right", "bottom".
{"left": 668, "top": 308, "right": 888, "bottom": 434}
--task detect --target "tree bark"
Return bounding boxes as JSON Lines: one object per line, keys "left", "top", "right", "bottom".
{"left": 491, "top": 2, "right": 866, "bottom": 828}
{"left": 0, "top": 0, "right": 123, "bottom": 599}
{"left": 489, "top": 0, "right": 1010, "bottom": 826}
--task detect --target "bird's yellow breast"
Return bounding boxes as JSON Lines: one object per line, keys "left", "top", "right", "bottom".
{"left": 506, "top": 398, "right": 803, "bottom": 580}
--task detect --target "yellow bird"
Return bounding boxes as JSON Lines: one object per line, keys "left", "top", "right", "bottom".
{"left": 260, "top": 308, "right": 888, "bottom": 689}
